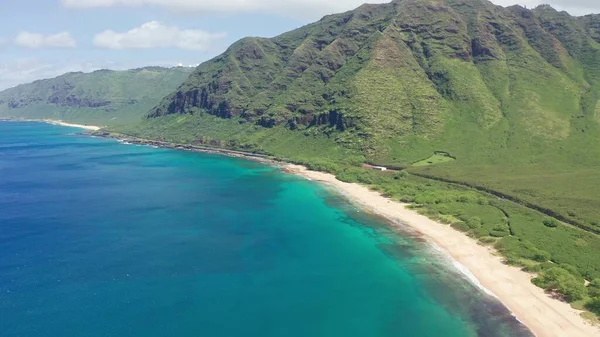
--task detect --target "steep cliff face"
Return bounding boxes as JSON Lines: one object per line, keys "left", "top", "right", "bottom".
{"left": 0, "top": 67, "right": 193, "bottom": 125}
{"left": 148, "top": 2, "right": 400, "bottom": 123}
{"left": 581, "top": 13, "right": 600, "bottom": 43}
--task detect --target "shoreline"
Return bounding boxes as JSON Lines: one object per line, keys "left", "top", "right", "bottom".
{"left": 73, "top": 131, "right": 600, "bottom": 336}
{"left": 0, "top": 118, "right": 102, "bottom": 131}
{"left": 285, "top": 165, "right": 599, "bottom": 337}
{"left": 42, "top": 119, "right": 102, "bottom": 131}
{"left": 39, "top": 119, "right": 102, "bottom": 131}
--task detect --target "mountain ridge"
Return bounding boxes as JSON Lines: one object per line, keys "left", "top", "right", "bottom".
{"left": 146, "top": 0, "right": 600, "bottom": 138}
{"left": 0, "top": 66, "right": 194, "bottom": 126}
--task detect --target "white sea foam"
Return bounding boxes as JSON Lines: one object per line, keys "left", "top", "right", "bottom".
{"left": 429, "top": 242, "right": 499, "bottom": 299}
{"left": 451, "top": 259, "right": 499, "bottom": 299}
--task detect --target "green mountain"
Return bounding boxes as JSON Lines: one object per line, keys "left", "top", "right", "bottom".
{"left": 124, "top": 0, "right": 600, "bottom": 234}
{"left": 0, "top": 66, "right": 194, "bottom": 126}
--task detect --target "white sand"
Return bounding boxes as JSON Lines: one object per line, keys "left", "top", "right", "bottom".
{"left": 42, "top": 119, "right": 101, "bottom": 130}
{"left": 286, "top": 165, "right": 600, "bottom": 337}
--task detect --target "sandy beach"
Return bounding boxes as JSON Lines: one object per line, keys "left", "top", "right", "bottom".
{"left": 41, "top": 119, "right": 101, "bottom": 131}
{"left": 285, "top": 165, "right": 600, "bottom": 337}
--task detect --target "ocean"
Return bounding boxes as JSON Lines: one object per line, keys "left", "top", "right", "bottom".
{"left": 0, "top": 122, "right": 533, "bottom": 337}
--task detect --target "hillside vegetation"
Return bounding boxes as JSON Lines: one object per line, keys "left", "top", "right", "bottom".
{"left": 0, "top": 67, "right": 193, "bottom": 126}
{"left": 109, "top": 0, "right": 600, "bottom": 313}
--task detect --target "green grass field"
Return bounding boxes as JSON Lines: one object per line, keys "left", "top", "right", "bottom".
{"left": 412, "top": 152, "right": 456, "bottom": 166}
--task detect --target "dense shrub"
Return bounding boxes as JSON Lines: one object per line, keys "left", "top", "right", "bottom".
{"left": 532, "top": 267, "right": 586, "bottom": 302}
{"left": 495, "top": 237, "right": 551, "bottom": 262}
{"left": 466, "top": 217, "right": 482, "bottom": 229}
{"left": 543, "top": 218, "right": 559, "bottom": 228}
{"left": 588, "top": 278, "right": 600, "bottom": 297}
{"left": 471, "top": 227, "right": 490, "bottom": 238}
{"left": 451, "top": 221, "right": 470, "bottom": 232}
{"left": 416, "top": 208, "right": 440, "bottom": 218}
{"left": 524, "top": 264, "right": 543, "bottom": 273}
{"left": 538, "top": 262, "right": 556, "bottom": 270}
{"left": 336, "top": 168, "right": 376, "bottom": 184}
{"left": 490, "top": 230, "right": 510, "bottom": 238}
{"left": 433, "top": 204, "right": 451, "bottom": 215}
{"left": 532, "top": 250, "right": 551, "bottom": 263}
{"left": 453, "top": 209, "right": 466, "bottom": 217}
{"left": 556, "top": 264, "right": 583, "bottom": 279}
{"left": 585, "top": 297, "right": 600, "bottom": 315}
{"left": 479, "top": 236, "right": 498, "bottom": 245}
{"left": 303, "top": 160, "right": 339, "bottom": 173}
{"left": 393, "top": 171, "right": 408, "bottom": 180}
{"left": 437, "top": 214, "right": 458, "bottom": 225}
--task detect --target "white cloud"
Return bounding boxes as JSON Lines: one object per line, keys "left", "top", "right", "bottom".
{"left": 14, "top": 31, "right": 77, "bottom": 49}
{"left": 0, "top": 58, "right": 202, "bottom": 90}
{"left": 61, "top": 0, "right": 390, "bottom": 19}
{"left": 0, "top": 58, "right": 100, "bottom": 90}
{"left": 61, "top": 0, "right": 600, "bottom": 17}
{"left": 93, "top": 21, "right": 226, "bottom": 50}
{"left": 492, "top": 0, "right": 600, "bottom": 15}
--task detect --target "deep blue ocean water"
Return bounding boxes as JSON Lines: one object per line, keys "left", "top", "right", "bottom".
{"left": 0, "top": 122, "right": 533, "bottom": 337}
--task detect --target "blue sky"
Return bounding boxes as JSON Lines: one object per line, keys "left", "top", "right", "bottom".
{"left": 1, "top": 0, "right": 598, "bottom": 90}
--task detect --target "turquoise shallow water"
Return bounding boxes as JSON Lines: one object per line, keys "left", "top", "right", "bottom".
{"left": 0, "top": 122, "right": 533, "bottom": 337}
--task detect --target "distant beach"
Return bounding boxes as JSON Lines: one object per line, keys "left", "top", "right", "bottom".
{"left": 285, "top": 165, "right": 600, "bottom": 337}
{"left": 0, "top": 118, "right": 102, "bottom": 131}
{"left": 40, "top": 119, "right": 102, "bottom": 131}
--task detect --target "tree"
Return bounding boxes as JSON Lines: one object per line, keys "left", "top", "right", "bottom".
{"left": 532, "top": 250, "right": 551, "bottom": 262}
{"left": 466, "top": 217, "right": 482, "bottom": 229}
{"left": 561, "top": 279, "right": 587, "bottom": 302}
{"left": 585, "top": 297, "right": 600, "bottom": 315}
{"left": 532, "top": 267, "right": 586, "bottom": 302}
{"left": 588, "top": 278, "right": 600, "bottom": 297}
{"left": 543, "top": 218, "right": 559, "bottom": 228}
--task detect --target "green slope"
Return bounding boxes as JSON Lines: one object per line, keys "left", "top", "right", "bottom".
{"left": 0, "top": 66, "right": 193, "bottom": 126}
